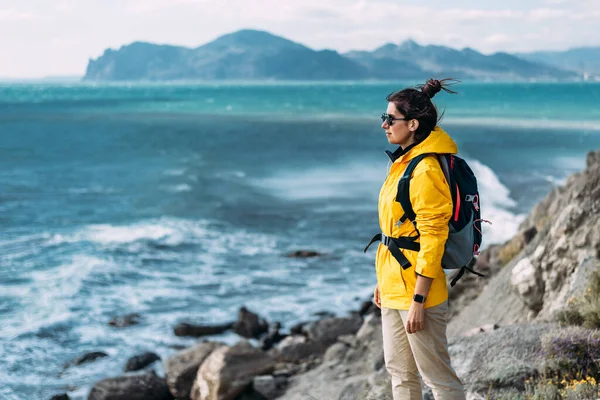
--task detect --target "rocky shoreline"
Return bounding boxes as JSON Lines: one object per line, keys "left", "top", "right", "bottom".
{"left": 51, "top": 149, "right": 600, "bottom": 400}
{"left": 51, "top": 295, "right": 377, "bottom": 400}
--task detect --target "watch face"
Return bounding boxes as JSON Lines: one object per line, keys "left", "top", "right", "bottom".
{"left": 413, "top": 294, "right": 426, "bottom": 303}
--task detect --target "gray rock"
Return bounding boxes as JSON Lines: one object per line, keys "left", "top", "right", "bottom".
{"left": 450, "top": 324, "right": 550, "bottom": 393}
{"left": 253, "top": 375, "right": 278, "bottom": 399}
{"left": 165, "top": 342, "right": 222, "bottom": 400}
{"left": 191, "top": 341, "right": 275, "bottom": 400}
{"left": 124, "top": 352, "right": 161, "bottom": 372}
{"left": 50, "top": 394, "right": 70, "bottom": 400}
{"left": 510, "top": 257, "right": 545, "bottom": 312}
{"left": 272, "top": 335, "right": 322, "bottom": 363}
{"left": 260, "top": 323, "right": 287, "bottom": 351}
{"left": 288, "top": 322, "right": 307, "bottom": 336}
{"left": 68, "top": 351, "right": 108, "bottom": 367}
{"left": 358, "top": 300, "right": 379, "bottom": 317}
{"left": 323, "top": 342, "right": 348, "bottom": 364}
{"left": 88, "top": 372, "right": 172, "bottom": 400}
{"left": 285, "top": 250, "right": 323, "bottom": 258}
{"left": 522, "top": 226, "right": 538, "bottom": 245}
{"left": 303, "top": 316, "right": 363, "bottom": 348}
{"left": 312, "top": 311, "right": 336, "bottom": 318}
{"left": 108, "top": 313, "right": 141, "bottom": 328}
{"left": 232, "top": 307, "right": 269, "bottom": 339}
{"left": 174, "top": 322, "right": 234, "bottom": 337}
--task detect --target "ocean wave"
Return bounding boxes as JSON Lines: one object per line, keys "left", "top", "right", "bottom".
{"left": 467, "top": 159, "right": 525, "bottom": 245}
{"left": 253, "top": 161, "right": 385, "bottom": 201}
{"left": 48, "top": 222, "right": 182, "bottom": 246}
{"left": 67, "top": 186, "right": 117, "bottom": 195}
{"left": 161, "top": 183, "right": 192, "bottom": 192}
{"left": 0, "top": 233, "right": 52, "bottom": 263}
{"left": 1, "top": 255, "right": 110, "bottom": 340}
{"left": 163, "top": 168, "right": 186, "bottom": 176}
{"left": 45, "top": 218, "right": 278, "bottom": 257}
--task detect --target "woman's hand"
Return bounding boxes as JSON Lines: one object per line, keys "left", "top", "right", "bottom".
{"left": 406, "top": 301, "right": 425, "bottom": 334}
{"left": 374, "top": 284, "right": 381, "bottom": 308}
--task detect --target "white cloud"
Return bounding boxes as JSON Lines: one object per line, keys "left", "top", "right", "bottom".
{"left": 0, "top": 8, "right": 40, "bottom": 21}
{"left": 125, "top": 0, "right": 214, "bottom": 14}
{"left": 483, "top": 34, "right": 512, "bottom": 46}
{"left": 529, "top": 8, "right": 566, "bottom": 20}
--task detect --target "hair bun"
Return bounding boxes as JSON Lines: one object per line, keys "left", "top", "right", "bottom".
{"left": 421, "top": 79, "right": 442, "bottom": 98}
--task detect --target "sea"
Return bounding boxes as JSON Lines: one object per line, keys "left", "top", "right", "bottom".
{"left": 1, "top": 81, "right": 600, "bottom": 399}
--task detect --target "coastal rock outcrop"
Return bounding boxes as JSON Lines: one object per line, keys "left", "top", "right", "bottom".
{"left": 87, "top": 372, "right": 172, "bottom": 400}
{"left": 191, "top": 341, "right": 275, "bottom": 400}
{"left": 165, "top": 342, "right": 223, "bottom": 400}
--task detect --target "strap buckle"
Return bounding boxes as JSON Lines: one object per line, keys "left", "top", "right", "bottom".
{"left": 381, "top": 233, "right": 391, "bottom": 247}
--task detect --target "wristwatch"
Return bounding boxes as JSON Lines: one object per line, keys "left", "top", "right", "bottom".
{"left": 413, "top": 294, "right": 427, "bottom": 303}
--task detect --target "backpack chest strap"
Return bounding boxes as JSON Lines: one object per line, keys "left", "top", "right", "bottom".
{"left": 364, "top": 233, "right": 421, "bottom": 269}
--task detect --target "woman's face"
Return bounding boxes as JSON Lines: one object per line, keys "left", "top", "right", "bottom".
{"left": 381, "top": 102, "right": 416, "bottom": 148}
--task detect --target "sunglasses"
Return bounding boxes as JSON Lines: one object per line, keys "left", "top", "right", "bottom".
{"left": 381, "top": 113, "right": 409, "bottom": 126}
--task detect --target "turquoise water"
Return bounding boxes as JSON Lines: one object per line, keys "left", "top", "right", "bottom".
{"left": 3, "top": 81, "right": 600, "bottom": 127}
{"left": 1, "top": 82, "right": 600, "bottom": 399}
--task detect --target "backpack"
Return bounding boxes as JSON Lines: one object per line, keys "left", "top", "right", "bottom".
{"left": 365, "top": 153, "right": 487, "bottom": 287}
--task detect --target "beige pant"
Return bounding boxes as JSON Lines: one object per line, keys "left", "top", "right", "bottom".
{"left": 381, "top": 302, "right": 465, "bottom": 400}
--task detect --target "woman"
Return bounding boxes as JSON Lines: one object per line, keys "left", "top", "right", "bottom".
{"left": 373, "top": 78, "right": 465, "bottom": 400}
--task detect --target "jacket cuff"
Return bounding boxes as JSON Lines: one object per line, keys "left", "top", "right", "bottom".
{"left": 415, "top": 265, "right": 437, "bottom": 279}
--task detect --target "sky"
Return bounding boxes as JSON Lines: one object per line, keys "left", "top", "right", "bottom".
{"left": 1, "top": 0, "right": 599, "bottom": 78}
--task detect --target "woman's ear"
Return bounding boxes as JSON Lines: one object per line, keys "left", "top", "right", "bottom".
{"left": 409, "top": 119, "right": 419, "bottom": 132}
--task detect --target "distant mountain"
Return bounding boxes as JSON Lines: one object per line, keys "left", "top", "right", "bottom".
{"left": 84, "top": 30, "right": 578, "bottom": 81}
{"left": 344, "top": 39, "right": 575, "bottom": 80}
{"left": 516, "top": 47, "right": 600, "bottom": 76}
{"left": 85, "top": 30, "right": 367, "bottom": 81}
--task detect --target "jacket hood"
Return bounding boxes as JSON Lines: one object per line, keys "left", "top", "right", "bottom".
{"left": 386, "top": 126, "right": 458, "bottom": 163}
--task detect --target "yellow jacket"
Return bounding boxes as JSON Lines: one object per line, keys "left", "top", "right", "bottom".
{"left": 376, "top": 126, "right": 457, "bottom": 310}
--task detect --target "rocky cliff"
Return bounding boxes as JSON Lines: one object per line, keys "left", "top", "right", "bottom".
{"left": 449, "top": 149, "right": 600, "bottom": 335}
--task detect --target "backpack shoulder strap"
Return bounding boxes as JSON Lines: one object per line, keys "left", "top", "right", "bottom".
{"left": 395, "top": 153, "right": 433, "bottom": 224}
{"left": 436, "top": 154, "right": 451, "bottom": 185}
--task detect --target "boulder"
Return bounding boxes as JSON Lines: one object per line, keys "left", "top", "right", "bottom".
{"left": 260, "top": 322, "right": 287, "bottom": 351}
{"left": 252, "top": 376, "right": 276, "bottom": 399}
{"left": 108, "top": 313, "right": 142, "bottom": 328}
{"left": 511, "top": 257, "right": 545, "bottom": 312}
{"left": 273, "top": 335, "right": 323, "bottom": 363}
{"left": 232, "top": 307, "right": 268, "bottom": 339}
{"left": 312, "top": 311, "right": 336, "bottom": 318}
{"left": 358, "top": 300, "right": 377, "bottom": 318}
{"left": 68, "top": 351, "right": 108, "bottom": 367}
{"left": 289, "top": 321, "right": 307, "bottom": 336}
{"left": 124, "top": 352, "right": 161, "bottom": 372}
{"left": 303, "top": 316, "right": 363, "bottom": 348}
{"left": 88, "top": 372, "right": 173, "bottom": 400}
{"left": 191, "top": 341, "right": 275, "bottom": 400}
{"left": 323, "top": 342, "right": 348, "bottom": 364}
{"left": 50, "top": 394, "right": 70, "bottom": 400}
{"left": 165, "top": 342, "right": 223, "bottom": 400}
{"left": 174, "top": 322, "right": 234, "bottom": 338}
{"left": 285, "top": 250, "right": 323, "bottom": 258}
